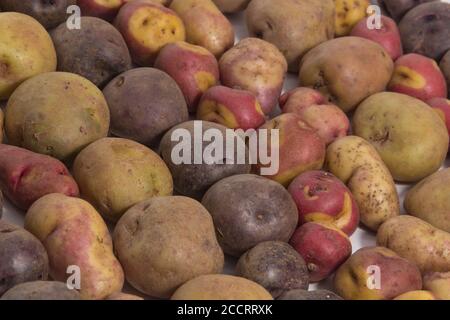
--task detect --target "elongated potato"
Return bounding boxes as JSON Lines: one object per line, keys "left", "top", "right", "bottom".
{"left": 377, "top": 215, "right": 450, "bottom": 274}
{"left": 25, "top": 194, "right": 124, "bottom": 300}
{"left": 325, "top": 136, "right": 399, "bottom": 231}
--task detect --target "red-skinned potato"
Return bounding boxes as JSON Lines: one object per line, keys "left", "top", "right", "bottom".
{"left": 388, "top": 54, "right": 447, "bottom": 102}
{"left": 0, "top": 144, "right": 79, "bottom": 210}
{"left": 290, "top": 222, "right": 352, "bottom": 282}
{"left": 197, "top": 86, "right": 265, "bottom": 130}
{"left": 428, "top": 98, "right": 450, "bottom": 145}
{"left": 155, "top": 41, "right": 219, "bottom": 112}
{"left": 78, "top": 0, "right": 126, "bottom": 21}
{"left": 220, "top": 38, "right": 288, "bottom": 115}
{"left": 115, "top": 0, "right": 186, "bottom": 66}
{"left": 256, "top": 113, "right": 326, "bottom": 187}
{"left": 280, "top": 88, "right": 349, "bottom": 145}
{"left": 288, "top": 170, "right": 359, "bottom": 236}
{"left": 350, "top": 15, "right": 403, "bottom": 61}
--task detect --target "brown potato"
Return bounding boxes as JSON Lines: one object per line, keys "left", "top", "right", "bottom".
{"left": 278, "top": 289, "right": 343, "bottom": 300}
{"left": 213, "top": 0, "right": 250, "bottom": 13}
{"left": 114, "top": 196, "right": 224, "bottom": 298}
{"left": 1, "top": 281, "right": 81, "bottom": 300}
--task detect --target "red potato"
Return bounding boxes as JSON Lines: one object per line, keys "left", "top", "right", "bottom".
{"left": 428, "top": 98, "right": 450, "bottom": 146}
{"left": 197, "top": 86, "right": 266, "bottom": 130}
{"left": 288, "top": 171, "right": 360, "bottom": 236}
{"left": 350, "top": 16, "right": 403, "bottom": 61}
{"left": 290, "top": 222, "right": 352, "bottom": 282}
{"left": 388, "top": 54, "right": 448, "bottom": 102}
{"left": 0, "top": 144, "right": 79, "bottom": 210}
{"left": 78, "top": 0, "right": 126, "bottom": 21}
{"left": 155, "top": 41, "right": 219, "bottom": 112}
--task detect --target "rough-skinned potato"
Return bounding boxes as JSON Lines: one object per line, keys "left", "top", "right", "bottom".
{"left": 0, "top": 144, "right": 79, "bottom": 210}
{"left": 1, "top": 281, "right": 81, "bottom": 300}
{"left": 73, "top": 138, "right": 173, "bottom": 223}
{"left": 25, "top": 194, "right": 124, "bottom": 300}
{"left": 219, "top": 38, "right": 287, "bottom": 114}
{"left": 202, "top": 174, "right": 298, "bottom": 257}
{"left": 353, "top": 92, "right": 449, "bottom": 182}
{"left": 394, "top": 291, "right": 436, "bottom": 300}
{"left": 325, "top": 136, "right": 400, "bottom": 231}
{"left": 170, "top": 0, "right": 235, "bottom": 58}
{"left": 377, "top": 215, "right": 450, "bottom": 274}
{"left": 424, "top": 272, "right": 450, "bottom": 300}
{"left": 246, "top": 0, "right": 335, "bottom": 72}
{"left": 5, "top": 72, "right": 110, "bottom": 162}
{"left": 334, "top": 247, "right": 422, "bottom": 300}
{"left": 0, "top": 221, "right": 49, "bottom": 296}
{"left": 236, "top": 241, "right": 309, "bottom": 298}
{"left": 278, "top": 289, "right": 343, "bottom": 300}
{"left": 114, "top": 196, "right": 224, "bottom": 298}
{"left": 171, "top": 275, "right": 273, "bottom": 300}
{"left": 299, "top": 37, "right": 394, "bottom": 112}
{"left": 334, "top": 0, "right": 370, "bottom": 36}
{"left": 441, "top": 51, "right": 450, "bottom": 98}
{"left": 213, "top": 0, "right": 250, "bottom": 13}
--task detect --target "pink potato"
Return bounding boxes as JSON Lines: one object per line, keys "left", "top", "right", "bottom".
{"left": 388, "top": 53, "right": 448, "bottom": 102}
{"left": 288, "top": 170, "right": 360, "bottom": 236}
{"left": 78, "top": 0, "right": 126, "bottom": 21}
{"left": 0, "top": 144, "right": 79, "bottom": 210}
{"left": 428, "top": 98, "right": 450, "bottom": 146}
{"left": 155, "top": 41, "right": 219, "bottom": 112}
{"left": 197, "top": 86, "right": 266, "bottom": 130}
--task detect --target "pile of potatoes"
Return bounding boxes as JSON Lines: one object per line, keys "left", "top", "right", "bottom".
{"left": 0, "top": 0, "right": 450, "bottom": 301}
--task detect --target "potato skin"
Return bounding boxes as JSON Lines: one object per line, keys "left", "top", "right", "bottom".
{"left": 424, "top": 272, "right": 450, "bottom": 300}
{"left": 170, "top": 0, "right": 235, "bottom": 58}
{"left": 106, "top": 292, "right": 144, "bottom": 300}
{"left": 171, "top": 275, "right": 273, "bottom": 300}
{"left": 219, "top": 38, "right": 287, "bottom": 114}
{"left": 394, "top": 290, "right": 436, "bottom": 300}
{"left": 325, "top": 136, "right": 400, "bottom": 231}
{"left": 377, "top": 215, "right": 450, "bottom": 274}
{"left": 334, "top": 0, "right": 370, "bottom": 37}
{"left": 299, "top": 37, "right": 394, "bottom": 112}
{"left": 334, "top": 247, "right": 422, "bottom": 300}
{"left": 0, "top": 144, "right": 79, "bottom": 210}
{"left": 405, "top": 168, "right": 450, "bottom": 232}
{"left": 278, "top": 289, "right": 343, "bottom": 300}
{"left": 114, "top": 196, "right": 224, "bottom": 298}
{"left": 212, "top": 0, "right": 250, "bottom": 13}
{"left": 25, "top": 194, "right": 125, "bottom": 300}
{"left": 103, "top": 68, "right": 188, "bottom": 147}
{"left": 202, "top": 174, "right": 298, "bottom": 257}
{"left": 0, "top": 221, "right": 49, "bottom": 296}
{"left": 441, "top": 51, "right": 450, "bottom": 98}
{"left": 0, "top": 108, "right": 4, "bottom": 143}
{"left": 73, "top": 138, "right": 173, "bottom": 223}
{"left": 379, "top": 0, "right": 434, "bottom": 22}
{"left": 5, "top": 72, "right": 110, "bottom": 162}
{"left": 246, "top": 0, "right": 335, "bottom": 72}
{"left": 1, "top": 281, "right": 81, "bottom": 300}
{"left": 236, "top": 241, "right": 309, "bottom": 298}
{"left": 51, "top": 17, "right": 132, "bottom": 88}
{"left": 353, "top": 92, "right": 449, "bottom": 182}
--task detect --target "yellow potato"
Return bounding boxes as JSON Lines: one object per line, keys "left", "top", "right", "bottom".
{"left": 334, "top": 0, "right": 370, "bottom": 36}
{"left": 424, "top": 272, "right": 450, "bottom": 300}
{"left": 394, "top": 290, "right": 436, "bottom": 300}
{"left": 326, "top": 136, "right": 399, "bottom": 231}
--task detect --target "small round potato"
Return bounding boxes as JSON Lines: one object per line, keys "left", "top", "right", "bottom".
{"left": 104, "top": 68, "right": 188, "bottom": 148}
{"left": 73, "top": 137, "right": 173, "bottom": 222}
{"left": 236, "top": 241, "right": 309, "bottom": 298}
{"left": 114, "top": 196, "right": 224, "bottom": 298}
{"left": 1, "top": 281, "right": 81, "bottom": 300}
{"left": 278, "top": 289, "right": 343, "bottom": 301}
{"left": 202, "top": 174, "right": 298, "bottom": 257}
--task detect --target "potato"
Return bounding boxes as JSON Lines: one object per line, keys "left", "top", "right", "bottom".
{"left": 353, "top": 92, "right": 449, "bottom": 182}
{"left": 299, "top": 37, "right": 394, "bottom": 112}
{"left": 394, "top": 290, "right": 436, "bottom": 300}
{"left": 0, "top": 191, "right": 3, "bottom": 218}
{"left": 1, "top": 281, "right": 81, "bottom": 300}
{"left": 0, "top": 108, "right": 4, "bottom": 143}
{"left": 334, "top": 0, "right": 370, "bottom": 36}
{"left": 0, "top": 12, "right": 56, "bottom": 100}
{"left": 399, "top": 2, "right": 450, "bottom": 61}
{"left": 441, "top": 51, "right": 450, "bottom": 98}
{"left": 212, "top": 0, "right": 250, "bottom": 13}
{"left": 0, "top": 0, "right": 76, "bottom": 29}
{"left": 246, "top": 0, "right": 335, "bottom": 72}
{"left": 5, "top": 72, "right": 110, "bottom": 162}
{"left": 159, "top": 121, "right": 251, "bottom": 199}
{"left": 334, "top": 247, "right": 422, "bottom": 300}
{"left": 114, "top": 196, "right": 224, "bottom": 298}
{"left": 106, "top": 292, "right": 144, "bottom": 300}
{"left": 0, "top": 221, "right": 49, "bottom": 296}
{"left": 236, "top": 241, "right": 309, "bottom": 298}
{"left": 51, "top": 17, "right": 132, "bottom": 88}
{"left": 25, "top": 194, "right": 124, "bottom": 300}
{"left": 325, "top": 136, "right": 400, "bottom": 231}
{"left": 202, "top": 174, "right": 298, "bottom": 257}
{"left": 171, "top": 275, "right": 273, "bottom": 300}
{"left": 104, "top": 68, "right": 188, "bottom": 147}
{"left": 377, "top": 215, "right": 450, "bottom": 274}
{"left": 78, "top": 0, "right": 126, "bottom": 22}
{"left": 278, "top": 289, "right": 343, "bottom": 300}
{"left": 0, "top": 144, "right": 79, "bottom": 210}
{"left": 219, "top": 38, "right": 287, "bottom": 114}
{"left": 379, "top": 0, "right": 434, "bottom": 21}
{"left": 73, "top": 138, "right": 173, "bottom": 223}
{"left": 424, "top": 272, "right": 450, "bottom": 300}
{"left": 405, "top": 168, "right": 450, "bottom": 233}
{"left": 170, "top": 0, "right": 235, "bottom": 58}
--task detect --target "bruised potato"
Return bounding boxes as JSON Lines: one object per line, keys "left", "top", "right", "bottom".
{"left": 1, "top": 281, "right": 81, "bottom": 300}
